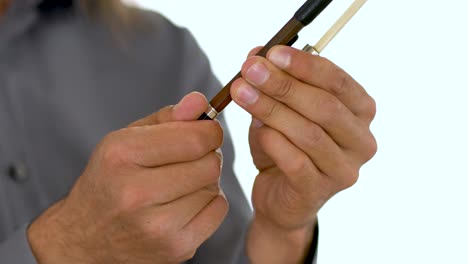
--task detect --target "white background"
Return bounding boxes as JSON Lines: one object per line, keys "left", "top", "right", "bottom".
{"left": 132, "top": 1, "right": 468, "bottom": 263}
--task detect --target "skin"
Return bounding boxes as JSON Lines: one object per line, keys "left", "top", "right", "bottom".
{"left": 28, "top": 45, "right": 376, "bottom": 264}
{"left": 28, "top": 93, "right": 230, "bottom": 264}
{"left": 4, "top": 1, "right": 376, "bottom": 262}
{"left": 232, "top": 46, "right": 377, "bottom": 263}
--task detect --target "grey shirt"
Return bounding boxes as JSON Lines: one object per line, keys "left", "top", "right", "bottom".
{"left": 0, "top": 1, "right": 317, "bottom": 263}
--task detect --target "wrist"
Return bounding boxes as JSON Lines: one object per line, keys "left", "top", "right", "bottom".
{"left": 27, "top": 200, "right": 91, "bottom": 264}
{"left": 247, "top": 213, "right": 316, "bottom": 264}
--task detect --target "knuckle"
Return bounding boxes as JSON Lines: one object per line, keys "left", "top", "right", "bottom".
{"left": 363, "top": 96, "right": 377, "bottom": 121}
{"left": 273, "top": 78, "right": 295, "bottom": 100}
{"left": 191, "top": 122, "right": 224, "bottom": 155}
{"left": 165, "top": 236, "right": 196, "bottom": 262}
{"left": 188, "top": 131, "right": 210, "bottom": 157}
{"left": 203, "top": 183, "right": 221, "bottom": 196}
{"left": 261, "top": 101, "right": 280, "bottom": 120}
{"left": 286, "top": 154, "right": 310, "bottom": 176}
{"left": 317, "top": 94, "right": 343, "bottom": 122}
{"left": 364, "top": 134, "right": 378, "bottom": 161}
{"left": 304, "top": 122, "right": 325, "bottom": 149}
{"left": 204, "top": 152, "right": 222, "bottom": 182}
{"left": 179, "top": 250, "right": 197, "bottom": 262}
{"left": 339, "top": 167, "right": 360, "bottom": 189}
{"left": 141, "top": 215, "right": 173, "bottom": 240}
{"left": 116, "top": 186, "right": 144, "bottom": 211}
{"left": 100, "top": 131, "right": 131, "bottom": 167}
{"left": 218, "top": 195, "right": 230, "bottom": 212}
{"left": 208, "top": 121, "right": 224, "bottom": 147}
{"left": 331, "top": 66, "right": 352, "bottom": 96}
{"left": 315, "top": 57, "right": 329, "bottom": 81}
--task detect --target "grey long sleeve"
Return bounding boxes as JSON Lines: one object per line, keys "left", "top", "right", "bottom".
{"left": 0, "top": 1, "right": 317, "bottom": 263}
{"left": 0, "top": 226, "right": 37, "bottom": 263}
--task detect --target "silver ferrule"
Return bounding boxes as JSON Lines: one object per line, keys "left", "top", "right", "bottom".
{"left": 205, "top": 105, "right": 219, "bottom": 120}
{"left": 302, "top": 44, "right": 320, "bottom": 55}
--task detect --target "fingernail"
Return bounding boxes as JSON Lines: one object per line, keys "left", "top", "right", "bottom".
{"left": 235, "top": 83, "right": 259, "bottom": 105}
{"left": 246, "top": 62, "right": 270, "bottom": 85}
{"left": 268, "top": 48, "right": 291, "bottom": 69}
{"left": 252, "top": 118, "right": 264, "bottom": 128}
{"left": 215, "top": 148, "right": 224, "bottom": 169}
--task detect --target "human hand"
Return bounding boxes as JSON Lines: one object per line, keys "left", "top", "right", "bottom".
{"left": 231, "top": 46, "right": 377, "bottom": 263}
{"left": 28, "top": 93, "right": 228, "bottom": 264}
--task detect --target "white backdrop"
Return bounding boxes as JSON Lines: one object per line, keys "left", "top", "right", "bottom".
{"left": 131, "top": 1, "right": 468, "bottom": 263}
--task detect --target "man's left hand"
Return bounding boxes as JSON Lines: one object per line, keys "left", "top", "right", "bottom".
{"left": 231, "top": 46, "right": 377, "bottom": 263}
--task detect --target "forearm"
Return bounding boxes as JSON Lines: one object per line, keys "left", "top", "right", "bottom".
{"left": 247, "top": 213, "right": 316, "bottom": 264}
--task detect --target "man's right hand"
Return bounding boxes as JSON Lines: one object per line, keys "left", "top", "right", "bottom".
{"left": 27, "top": 92, "right": 228, "bottom": 264}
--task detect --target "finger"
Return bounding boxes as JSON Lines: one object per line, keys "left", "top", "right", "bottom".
{"left": 231, "top": 79, "right": 354, "bottom": 182}
{"left": 254, "top": 124, "right": 356, "bottom": 191}
{"left": 137, "top": 185, "right": 222, "bottom": 231}
{"left": 253, "top": 125, "right": 321, "bottom": 192}
{"left": 180, "top": 193, "right": 228, "bottom": 247}
{"left": 248, "top": 117, "right": 275, "bottom": 171}
{"left": 266, "top": 45, "right": 376, "bottom": 122}
{"left": 247, "top": 46, "right": 264, "bottom": 58}
{"left": 238, "top": 56, "right": 371, "bottom": 151}
{"left": 128, "top": 92, "right": 209, "bottom": 127}
{"left": 104, "top": 120, "right": 223, "bottom": 167}
{"left": 119, "top": 151, "right": 222, "bottom": 204}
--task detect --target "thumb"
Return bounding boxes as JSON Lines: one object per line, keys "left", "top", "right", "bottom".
{"left": 128, "top": 92, "right": 209, "bottom": 127}
{"left": 249, "top": 117, "right": 275, "bottom": 171}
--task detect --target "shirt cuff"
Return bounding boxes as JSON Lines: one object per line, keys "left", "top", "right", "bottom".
{"left": 0, "top": 225, "right": 38, "bottom": 264}
{"left": 304, "top": 221, "right": 319, "bottom": 264}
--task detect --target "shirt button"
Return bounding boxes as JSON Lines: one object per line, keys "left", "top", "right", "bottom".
{"left": 7, "top": 162, "right": 29, "bottom": 182}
